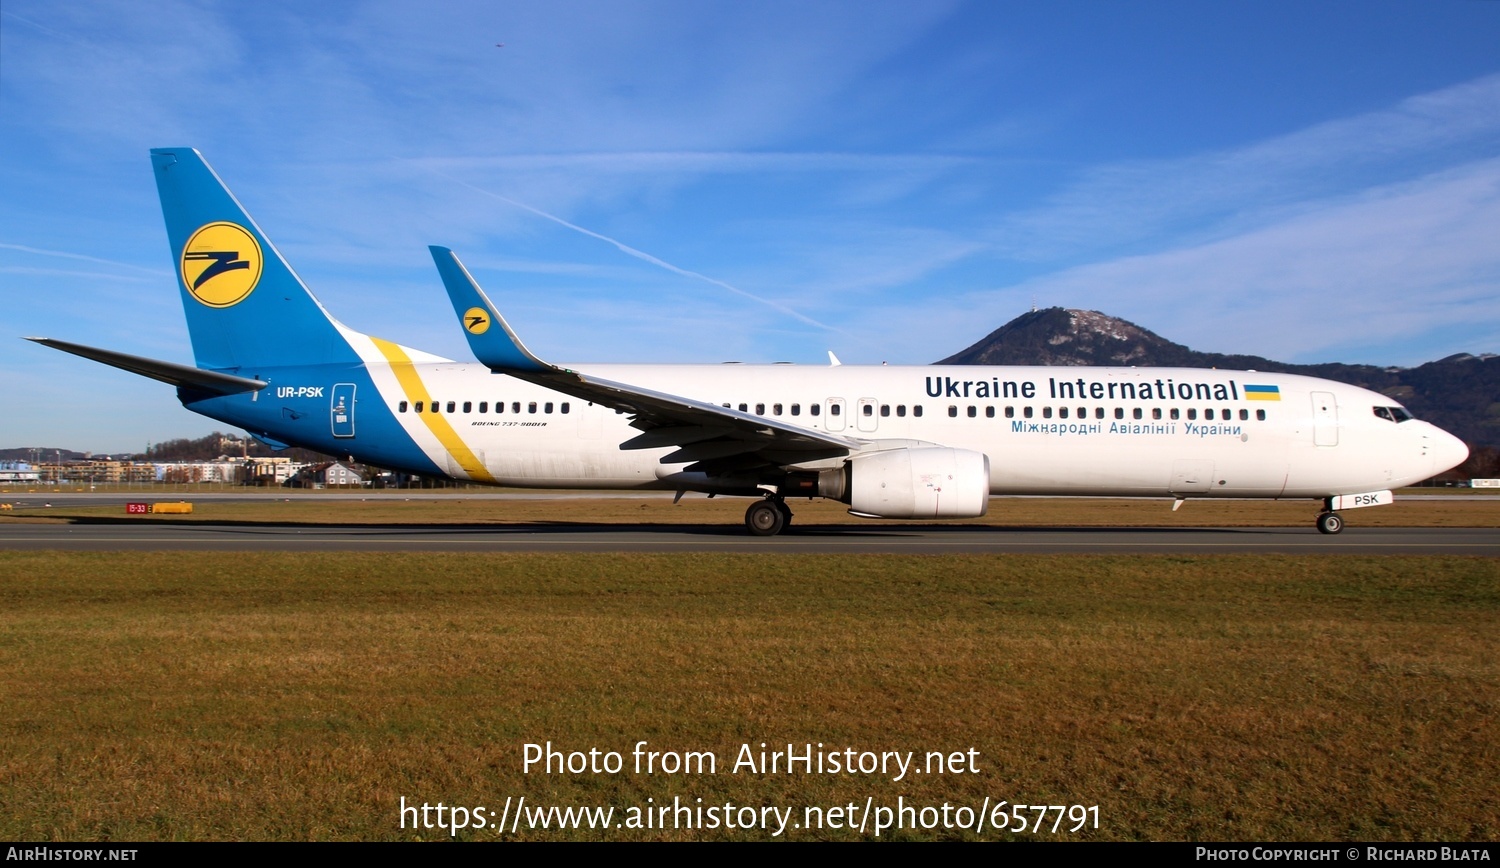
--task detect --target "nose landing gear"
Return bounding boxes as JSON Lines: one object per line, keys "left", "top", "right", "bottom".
{"left": 1316, "top": 511, "right": 1344, "bottom": 535}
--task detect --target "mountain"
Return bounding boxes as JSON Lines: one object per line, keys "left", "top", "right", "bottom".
{"left": 940, "top": 307, "right": 1500, "bottom": 451}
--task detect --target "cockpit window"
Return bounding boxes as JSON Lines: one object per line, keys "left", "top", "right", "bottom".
{"left": 1373, "top": 406, "right": 1413, "bottom": 423}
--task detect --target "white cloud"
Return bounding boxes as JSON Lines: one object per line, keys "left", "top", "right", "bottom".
{"left": 999, "top": 73, "right": 1500, "bottom": 260}
{"left": 950, "top": 158, "right": 1500, "bottom": 365}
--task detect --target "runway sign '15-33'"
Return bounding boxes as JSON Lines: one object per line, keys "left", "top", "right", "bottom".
{"left": 126, "top": 502, "right": 193, "bottom": 515}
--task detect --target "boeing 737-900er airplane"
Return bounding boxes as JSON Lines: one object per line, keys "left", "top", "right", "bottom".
{"left": 29, "top": 149, "right": 1470, "bottom": 535}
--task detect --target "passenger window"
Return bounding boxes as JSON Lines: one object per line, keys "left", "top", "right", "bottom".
{"left": 896, "top": 405, "right": 906, "bottom": 417}
{"left": 756, "top": 403, "right": 765, "bottom": 415}
{"left": 773, "top": 403, "right": 783, "bottom": 415}
{"left": 1024, "top": 406, "right": 1033, "bottom": 418}
{"left": 496, "top": 402, "right": 505, "bottom": 414}
{"left": 479, "top": 402, "right": 488, "bottom": 413}
{"left": 1114, "top": 407, "right": 1124, "bottom": 419}
{"left": 1152, "top": 408, "right": 1162, "bottom": 420}
{"left": 528, "top": 402, "right": 537, "bottom": 414}
{"left": 1059, "top": 407, "right": 1069, "bottom": 419}
{"left": 1005, "top": 406, "right": 1014, "bottom": 418}
{"left": 1205, "top": 409, "right": 1214, "bottom": 421}
{"left": 561, "top": 403, "right": 570, "bottom": 414}
{"left": 1043, "top": 407, "right": 1053, "bottom": 419}
{"left": 512, "top": 402, "right": 521, "bottom": 413}
{"left": 830, "top": 404, "right": 841, "bottom": 416}
{"left": 463, "top": 401, "right": 472, "bottom": 414}
{"left": 1239, "top": 409, "right": 1248, "bottom": 420}
{"left": 880, "top": 405, "right": 890, "bottom": 417}
{"left": 738, "top": 403, "right": 748, "bottom": 412}
{"left": 986, "top": 406, "right": 995, "bottom": 418}
{"left": 399, "top": 401, "right": 408, "bottom": 413}
{"left": 862, "top": 404, "right": 872, "bottom": 417}
{"left": 1187, "top": 408, "right": 1197, "bottom": 420}
{"left": 1095, "top": 407, "right": 1104, "bottom": 419}
{"left": 1257, "top": 409, "right": 1266, "bottom": 421}
{"left": 544, "top": 402, "right": 554, "bottom": 414}
{"left": 811, "top": 404, "right": 820, "bottom": 417}
{"left": 1170, "top": 408, "right": 1180, "bottom": 420}
{"left": 913, "top": 406, "right": 922, "bottom": 417}
{"left": 948, "top": 405, "right": 958, "bottom": 417}
{"left": 1133, "top": 408, "right": 1142, "bottom": 420}
{"left": 967, "top": 406, "right": 977, "bottom": 418}
{"left": 791, "top": 404, "right": 800, "bottom": 416}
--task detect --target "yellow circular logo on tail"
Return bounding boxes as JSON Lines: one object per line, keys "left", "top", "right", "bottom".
{"left": 463, "top": 307, "right": 491, "bottom": 335}
{"left": 180, "top": 222, "right": 263, "bottom": 307}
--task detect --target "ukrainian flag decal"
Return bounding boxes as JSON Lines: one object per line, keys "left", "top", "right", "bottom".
{"left": 1245, "top": 384, "right": 1281, "bottom": 401}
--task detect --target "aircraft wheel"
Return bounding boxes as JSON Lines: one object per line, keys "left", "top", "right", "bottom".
{"left": 745, "top": 499, "right": 786, "bottom": 536}
{"left": 1316, "top": 511, "right": 1344, "bottom": 535}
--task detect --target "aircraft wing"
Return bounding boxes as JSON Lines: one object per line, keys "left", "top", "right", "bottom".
{"left": 429, "top": 247, "right": 857, "bottom": 471}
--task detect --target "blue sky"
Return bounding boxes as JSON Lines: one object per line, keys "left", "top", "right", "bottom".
{"left": 3, "top": 1, "right": 1499, "bottom": 453}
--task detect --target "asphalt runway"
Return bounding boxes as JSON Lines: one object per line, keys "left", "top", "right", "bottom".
{"left": 3, "top": 491, "right": 1495, "bottom": 554}
{"left": 1, "top": 521, "right": 1495, "bottom": 554}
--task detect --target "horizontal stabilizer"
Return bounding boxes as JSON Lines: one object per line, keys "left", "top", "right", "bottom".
{"left": 26, "top": 337, "right": 266, "bottom": 395}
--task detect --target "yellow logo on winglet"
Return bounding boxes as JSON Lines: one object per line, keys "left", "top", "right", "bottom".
{"left": 180, "top": 222, "right": 262, "bottom": 308}
{"left": 463, "top": 307, "right": 491, "bottom": 335}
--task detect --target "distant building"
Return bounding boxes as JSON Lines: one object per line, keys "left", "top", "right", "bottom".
{"left": 241, "top": 457, "right": 306, "bottom": 486}
{"left": 157, "top": 461, "right": 240, "bottom": 484}
{"left": 294, "top": 461, "right": 364, "bottom": 488}
{"left": 0, "top": 461, "right": 41, "bottom": 483}
{"left": 82, "top": 460, "right": 157, "bottom": 484}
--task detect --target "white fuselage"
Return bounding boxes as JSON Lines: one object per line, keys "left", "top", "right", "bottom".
{"left": 362, "top": 361, "right": 1464, "bottom": 499}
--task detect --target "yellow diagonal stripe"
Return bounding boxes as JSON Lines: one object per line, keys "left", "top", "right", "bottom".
{"left": 369, "top": 336, "right": 496, "bottom": 483}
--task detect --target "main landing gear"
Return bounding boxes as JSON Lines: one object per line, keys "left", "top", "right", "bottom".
{"left": 745, "top": 497, "right": 793, "bottom": 536}
{"left": 1316, "top": 510, "right": 1344, "bottom": 535}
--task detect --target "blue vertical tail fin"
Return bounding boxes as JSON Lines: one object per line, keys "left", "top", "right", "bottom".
{"left": 151, "top": 148, "right": 359, "bottom": 373}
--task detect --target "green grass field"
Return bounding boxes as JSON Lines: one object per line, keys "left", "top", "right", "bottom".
{"left": 2, "top": 552, "right": 1496, "bottom": 841}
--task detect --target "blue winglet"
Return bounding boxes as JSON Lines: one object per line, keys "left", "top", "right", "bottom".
{"left": 429, "top": 246, "right": 552, "bottom": 374}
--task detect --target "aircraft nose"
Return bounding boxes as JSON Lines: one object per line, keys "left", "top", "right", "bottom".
{"left": 1430, "top": 427, "right": 1469, "bottom": 476}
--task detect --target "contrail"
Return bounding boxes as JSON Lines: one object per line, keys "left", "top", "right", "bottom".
{"left": 0, "top": 241, "right": 164, "bottom": 274}
{"left": 0, "top": 10, "right": 78, "bottom": 43}
{"left": 436, "top": 174, "right": 845, "bottom": 335}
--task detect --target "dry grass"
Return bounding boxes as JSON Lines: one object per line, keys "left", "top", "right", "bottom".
{"left": 1, "top": 552, "right": 1496, "bottom": 840}
{"left": 4, "top": 492, "right": 1499, "bottom": 528}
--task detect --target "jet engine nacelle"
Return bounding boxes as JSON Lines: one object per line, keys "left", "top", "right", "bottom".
{"left": 845, "top": 446, "right": 990, "bottom": 519}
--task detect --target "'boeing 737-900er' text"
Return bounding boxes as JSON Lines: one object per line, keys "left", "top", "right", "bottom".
{"left": 29, "top": 149, "right": 1470, "bottom": 536}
